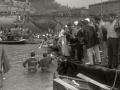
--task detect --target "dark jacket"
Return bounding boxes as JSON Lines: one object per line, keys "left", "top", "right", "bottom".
{"left": 76, "top": 29, "right": 84, "bottom": 44}
{"left": 102, "top": 26, "right": 107, "bottom": 42}
{"left": 83, "top": 25, "right": 100, "bottom": 49}
{"left": 39, "top": 57, "right": 52, "bottom": 67}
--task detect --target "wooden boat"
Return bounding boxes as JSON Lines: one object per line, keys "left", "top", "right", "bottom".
{"left": 48, "top": 46, "right": 59, "bottom": 51}
{"left": 0, "top": 39, "right": 26, "bottom": 44}
{"left": 53, "top": 74, "right": 91, "bottom": 90}
{"left": 41, "top": 43, "right": 53, "bottom": 48}
{"left": 25, "top": 40, "right": 39, "bottom": 44}
{"left": 53, "top": 73, "right": 105, "bottom": 90}
{"left": 57, "top": 57, "right": 120, "bottom": 89}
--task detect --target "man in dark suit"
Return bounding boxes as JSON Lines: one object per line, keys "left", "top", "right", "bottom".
{"left": 83, "top": 20, "right": 101, "bottom": 65}
{"left": 70, "top": 21, "right": 79, "bottom": 59}
{"left": 75, "top": 21, "right": 84, "bottom": 63}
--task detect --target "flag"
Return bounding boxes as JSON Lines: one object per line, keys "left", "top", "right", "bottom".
{"left": 1, "top": 47, "right": 11, "bottom": 74}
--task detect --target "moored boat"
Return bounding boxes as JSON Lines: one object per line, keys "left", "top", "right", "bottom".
{"left": 55, "top": 55, "right": 120, "bottom": 90}
{"left": 53, "top": 73, "right": 91, "bottom": 90}
{"left": 41, "top": 43, "right": 53, "bottom": 48}
{"left": 25, "top": 40, "right": 39, "bottom": 44}
{"left": 0, "top": 39, "right": 26, "bottom": 44}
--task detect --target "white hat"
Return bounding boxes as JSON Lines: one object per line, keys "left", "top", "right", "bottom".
{"left": 85, "top": 18, "right": 90, "bottom": 22}
{"left": 65, "top": 25, "right": 68, "bottom": 28}
{"left": 74, "top": 21, "right": 78, "bottom": 25}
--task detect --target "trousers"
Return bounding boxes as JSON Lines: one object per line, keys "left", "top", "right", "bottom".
{"left": 87, "top": 45, "right": 101, "bottom": 65}
{"left": 107, "top": 38, "right": 119, "bottom": 68}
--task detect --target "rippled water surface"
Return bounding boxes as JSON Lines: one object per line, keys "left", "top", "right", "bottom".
{"left": 0, "top": 44, "right": 57, "bottom": 90}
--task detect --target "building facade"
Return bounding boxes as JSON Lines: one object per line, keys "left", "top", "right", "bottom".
{"left": 0, "top": 0, "right": 32, "bottom": 12}
{"left": 52, "top": 8, "right": 88, "bottom": 17}
{"left": 89, "top": 0, "right": 120, "bottom": 16}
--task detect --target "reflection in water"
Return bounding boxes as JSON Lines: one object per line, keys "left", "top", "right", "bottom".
{"left": 0, "top": 44, "right": 56, "bottom": 90}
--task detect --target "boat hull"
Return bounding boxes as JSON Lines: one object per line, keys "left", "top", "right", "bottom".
{"left": 65, "top": 59, "right": 120, "bottom": 89}
{"left": 0, "top": 40, "right": 26, "bottom": 44}
{"left": 41, "top": 44, "right": 53, "bottom": 48}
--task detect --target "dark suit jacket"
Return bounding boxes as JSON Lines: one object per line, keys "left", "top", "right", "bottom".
{"left": 83, "top": 25, "right": 100, "bottom": 49}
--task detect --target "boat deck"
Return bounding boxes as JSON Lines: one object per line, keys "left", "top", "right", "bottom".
{"left": 66, "top": 59, "right": 120, "bottom": 89}
{"left": 48, "top": 46, "right": 120, "bottom": 89}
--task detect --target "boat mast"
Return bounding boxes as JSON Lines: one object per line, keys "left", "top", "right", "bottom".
{"left": 23, "top": 0, "right": 28, "bottom": 28}
{"left": 101, "top": 0, "right": 103, "bottom": 17}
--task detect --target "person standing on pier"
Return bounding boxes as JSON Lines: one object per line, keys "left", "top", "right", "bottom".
{"left": 58, "top": 28, "right": 70, "bottom": 56}
{"left": 83, "top": 19, "right": 101, "bottom": 65}
{"left": 75, "top": 21, "right": 84, "bottom": 63}
{"left": 71, "top": 21, "right": 79, "bottom": 59}
{"left": 105, "top": 13, "right": 119, "bottom": 69}
{"left": 94, "top": 16, "right": 108, "bottom": 64}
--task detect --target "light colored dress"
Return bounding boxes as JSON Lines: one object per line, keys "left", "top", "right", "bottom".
{"left": 59, "top": 29, "right": 70, "bottom": 56}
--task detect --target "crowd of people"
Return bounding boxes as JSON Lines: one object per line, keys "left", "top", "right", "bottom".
{"left": 53, "top": 13, "right": 120, "bottom": 69}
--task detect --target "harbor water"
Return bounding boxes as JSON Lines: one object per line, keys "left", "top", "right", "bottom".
{"left": 0, "top": 44, "right": 57, "bottom": 90}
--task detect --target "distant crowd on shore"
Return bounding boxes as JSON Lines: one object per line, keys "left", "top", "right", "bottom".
{"left": 53, "top": 13, "right": 120, "bottom": 69}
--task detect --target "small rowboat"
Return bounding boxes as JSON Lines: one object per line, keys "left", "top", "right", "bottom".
{"left": 25, "top": 41, "right": 39, "bottom": 44}
{"left": 0, "top": 39, "right": 26, "bottom": 44}
{"left": 41, "top": 43, "right": 53, "bottom": 48}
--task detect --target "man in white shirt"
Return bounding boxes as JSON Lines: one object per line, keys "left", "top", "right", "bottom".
{"left": 105, "top": 13, "right": 119, "bottom": 69}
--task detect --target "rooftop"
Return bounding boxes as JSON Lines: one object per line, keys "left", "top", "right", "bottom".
{"left": 89, "top": 0, "right": 120, "bottom": 6}
{"left": 52, "top": 7, "right": 88, "bottom": 13}
{"left": 13, "top": 0, "right": 26, "bottom": 2}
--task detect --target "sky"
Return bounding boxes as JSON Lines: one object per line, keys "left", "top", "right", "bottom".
{"left": 55, "top": 0, "right": 108, "bottom": 8}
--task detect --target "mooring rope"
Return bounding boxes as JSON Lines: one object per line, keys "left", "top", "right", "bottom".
{"left": 110, "top": 69, "right": 120, "bottom": 90}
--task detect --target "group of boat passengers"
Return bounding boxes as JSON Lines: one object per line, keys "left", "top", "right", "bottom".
{"left": 0, "top": 26, "right": 34, "bottom": 41}
{"left": 53, "top": 13, "right": 120, "bottom": 70}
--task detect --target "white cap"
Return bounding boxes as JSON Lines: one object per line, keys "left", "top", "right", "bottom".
{"left": 65, "top": 25, "right": 68, "bottom": 28}
{"left": 43, "top": 34, "right": 45, "bottom": 36}
{"left": 85, "top": 18, "right": 90, "bottom": 22}
{"left": 74, "top": 21, "right": 78, "bottom": 25}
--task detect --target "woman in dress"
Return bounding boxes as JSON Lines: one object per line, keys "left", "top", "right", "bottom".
{"left": 58, "top": 28, "right": 70, "bottom": 56}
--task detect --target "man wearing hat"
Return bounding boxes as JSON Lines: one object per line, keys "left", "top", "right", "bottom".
{"left": 83, "top": 20, "right": 101, "bottom": 65}
{"left": 70, "top": 21, "right": 79, "bottom": 58}
{"left": 75, "top": 21, "right": 84, "bottom": 63}
{"left": 94, "top": 16, "right": 108, "bottom": 64}
{"left": 105, "top": 13, "right": 119, "bottom": 69}
{"left": 72, "top": 21, "right": 79, "bottom": 38}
